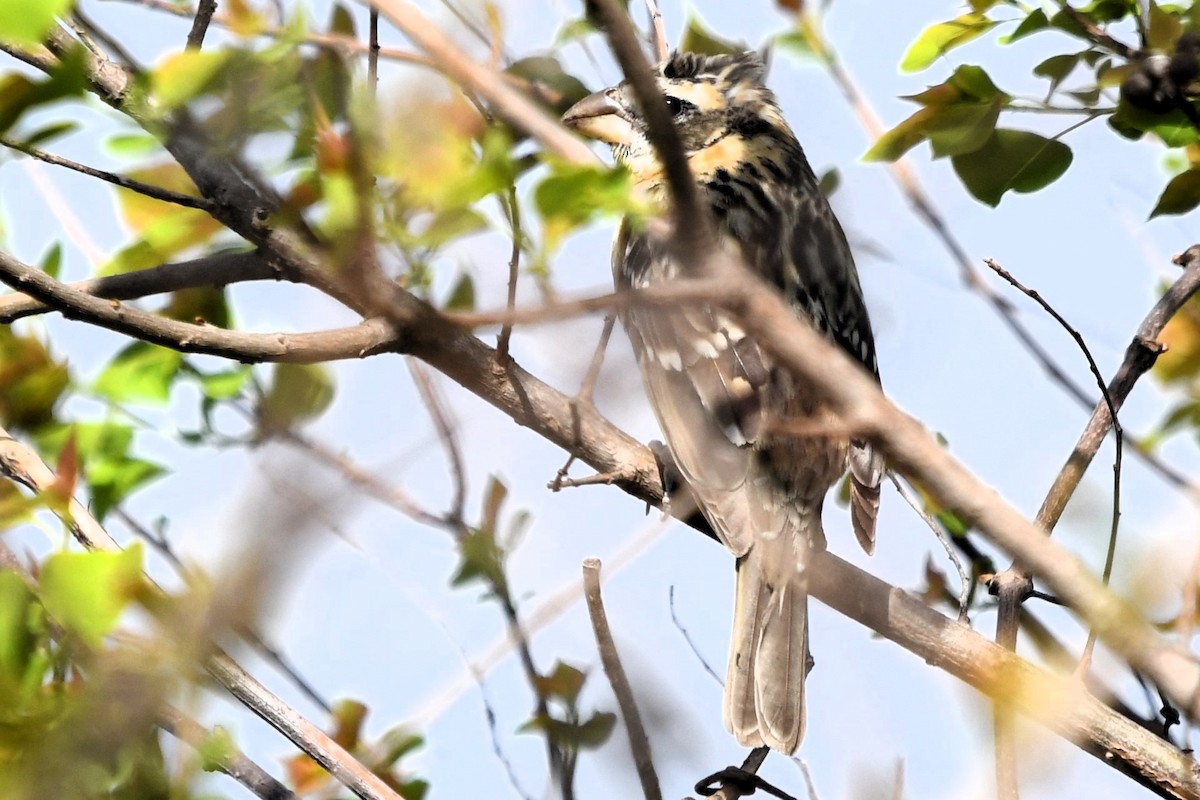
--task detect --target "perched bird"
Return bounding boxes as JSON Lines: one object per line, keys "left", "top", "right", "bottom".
{"left": 562, "top": 50, "right": 881, "bottom": 754}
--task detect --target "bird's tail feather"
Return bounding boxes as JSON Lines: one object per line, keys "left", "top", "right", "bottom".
{"left": 723, "top": 551, "right": 809, "bottom": 754}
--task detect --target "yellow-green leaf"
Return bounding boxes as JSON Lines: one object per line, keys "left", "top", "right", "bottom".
{"left": 40, "top": 545, "right": 145, "bottom": 647}
{"left": 901, "top": 14, "right": 995, "bottom": 73}
{"left": 150, "top": 50, "right": 231, "bottom": 109}
{"left": 1150, "top": 167, "right": 1200, "bottom": 217}
{"left": 0, "top": 0, "right": 74, "bottom": 47}
{"left": 258, "top": 364, "right": 334, "bottom": 433}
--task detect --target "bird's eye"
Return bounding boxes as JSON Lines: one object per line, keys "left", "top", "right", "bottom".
{"left": 664, "top": 96, "right": 685, "bottom": 117}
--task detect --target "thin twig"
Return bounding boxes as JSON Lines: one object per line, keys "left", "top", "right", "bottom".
{"left": 644, "top": 0, "right": 669, "bottom": 62}
{"left": 185, "top": 0, "right": 218, "bottom": 49}
{"left": 582, "top": 558, "right": 662, "bottom": 800}
{"left": 0, "top": 136, "right": 215, "bottom": 210}
{"left": 667, "top": 585, "right": 722, "bottom": 684}
{"left": 159, "top": 705, "right": 298, "bottom": 800}
{"left": 888, "top": 473, "right": 971, "bottom": 621}
{"left": 495, "top": 184, "right": 521, "bottom": 362}
{"left": 368, "top": 5, "right": 380, "bottom": 92}
{"left": 1057, "top": 1, "right": 1140, "bottom": 59}
{"left": 408, "top": 361, "right": 468, "bottom": 529}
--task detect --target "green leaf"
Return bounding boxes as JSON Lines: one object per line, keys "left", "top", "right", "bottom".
{"left": 196, "top": 726, "right": 238, "bottom": 772}
{"left": 444, "top": 273, "right": 475, "bottom": 311}
{"left": 1000, "top": 8, "right": 1050, "bottom": 44}
{"left": 0, "top": 571, "right": 41, "bottom": 698}
{"left": 451, "top": 527, "right": 505, "bottom": 588}
{"left": 926, "top": 100, "right": 1003, "bottom": 157}
{"left": 0, "top": 326, "right": 69, "bottom": 431}
{"left": 951, "top": 129, "right": 1073, "bottom": 206}
{"left": 149, "top": 49, "right": 232, "bottom": 109}
{"left": 900, "top": 14, "right": 995, "bottom": 72}
{"left": 34, "top": 421, "right": 166, "bottom": 519}
{"left": 94, "top": 342, "right": 183, "bottom": 404}
{"left": 40, "top": 545, "right": 144, "bottom": 647}
{"left": 192, "top": 364, "right": 251, "bottom": 400}
{"left": 1151, "top": 167, "right": 1200, "bottom": 216}
{"left": 257, "top": 363, "right": 335, "bottom": 432}
{"left": 535, "top": 162, "right": 638, "bottom": 250}
{"left": 575, "top": 710, "right": 617, "bottom": 749}
{"left": 1034, "top": 53, "right": 1083, "bottom": 95}
{"left": 505, "top": 57, "right": 590, "bottom": 116}
{"left": 106, "top": 133, "right": 162, "bottom": 158}
{"left": 0, "top": 0, "right": 74, "bottom": 47}
{"left": 536, "top": 661, "right": 587, "bottom": 705}
{"left": 38, "top": 242, "right": 62, "bottom": 279}
{"left": 680, "top": 14, "right": 744, "bottom": 56}
{"left": 0, "top": 45, "right": 89, "bottom": 135}
{"left": 1147, "top": 1, "right": 1184, "bottom": 51}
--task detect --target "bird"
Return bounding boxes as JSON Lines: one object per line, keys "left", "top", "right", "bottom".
{"left": 562, "top": 50, "right": 882, "bottom": 754}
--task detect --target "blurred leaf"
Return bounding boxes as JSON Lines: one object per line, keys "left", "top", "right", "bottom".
{"left": 444, "top": 273, "right": 475, "bottom": 311}
{"left": 0, "top": 45, "right": 89, "bottom": 135}
{"left": 149, "top": 50, "right": 232, "bottom": 110}
{"left": 951, "top": 129, "right": 1072, "bottom": 205}
{"left": 329, "top": 2, "right": 356, "bottom": 36}
{"left": 0, "top": 571, "right": 41, "bottom": 702}
{"left": 21, "top": 120, "right": 76, "bottom": 149}
{"left": 94, "top": 342, "right": 183, "bottom": 404}
{"left": 900, "top": 13, "right": 995, "bottom": 72}
{"left": 107, "top": 163, "right": 221, "bottom": 275}
{"left": 817, "top": 167, "right": 840, "bottom": 197}
{"left": 257, "top": 363, "right": 334, "bottom": 433}
{"left": 377, "top": 727, "right": 424, "bottom": 768}
{"left": 919, "top": 556, "right": 949, "bottom": 605}
{"left": 1150, "top": 167, "right": 1200, "bottom": 217}
{"left": 1147, "top": 1, "right": 1184, "bottom": 52}
{"left": 1111, "top": 101, "right": 1200, "bottom": 147}
{"left": 506, "top": 57, "right": 590, "bottom": 117}
{"left": 196, "top": 726, "right": 238, "bottom": 772}
{"left": 521, "top": 710, "right": 616, "bottom": 750}
{"left": 225, "top": 0, "right": 268, "bottom": 36}
{"left": 191, "top": 364, "right": 251, "bottom": 400}
{"left": 284, "top": 752, "right": 331, "bottom": 795}
{"left": 0, "top": 326, "right": 69, "bottom": 431}
{"left": 34, "top": 422, "right": 166, "bottom": 520}
{"left": 163, "top": 286, "right": 231, "bottom": 328}
{"left": 0, "top": 0, "right": 73, "bottom": 46}
{"left": 681, "top": 14, "right": 745, "bottom": 56}
{"left": 575, "top": 711, "right": 617, "bottom": 748}
{"left": 451, "top": 527, "right": 505, "bottom": 588}
{"left": 106, "top": 133, "right": 162, "bottom": 158}
{"left": 536, "top": 661, "right": 586, "bottom": 705}
{"left": 415, "top": 208, "right": 488, "bottom": 249}
{"left": 331, "top": 699, "right": 368, "bottom": 750}
{"left": 1033, "top": 52, "right": 1085, "bottom": 95}
{"left": 40, "top": 545, "right": 145, "bottom": 647}
{"left": 38, "top": 242, "right": 62, "bottom": 279}
{"left": 1155, "top": 291, "right": 1200, "bottom": 384}
{"left": 535, "top": 162, "right": 639, "bottom": 251}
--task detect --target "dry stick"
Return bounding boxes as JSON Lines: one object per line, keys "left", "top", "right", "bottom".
{"left": 814, "top": 33, "right": 1194, "bottom": 495}
{"left": 643, "top": 0, "right": 669, "bottom": 62}
{"left": 185, "top": 0, "right": 217, "bottom": 49}
{"left": 581, "top": 558, "right": 662, "bottom": 800}
{"left": 0, "top": 426, "right": 404, "bottom": 800}
{"left": 0, "top": 135, "right": 215, "bottom": 210}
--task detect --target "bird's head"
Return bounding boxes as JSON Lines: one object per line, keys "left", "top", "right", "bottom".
{"left": 562, "top": 50, "right": 794, "bottom": 190}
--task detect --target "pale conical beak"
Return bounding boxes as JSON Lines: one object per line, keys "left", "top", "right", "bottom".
{"left": 561, "top": 89, "right": 635, "bottom": 145}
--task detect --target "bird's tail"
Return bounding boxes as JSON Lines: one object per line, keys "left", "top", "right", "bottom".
{"left": 723, "top": 519, "right": 814, "bottom": 755}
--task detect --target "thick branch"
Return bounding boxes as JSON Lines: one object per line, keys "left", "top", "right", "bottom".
{"left": 0, "top": 250, "right": 396, "bottom": 362}
{"left": 0, "top": 250, "right": 280, "bottom": 323}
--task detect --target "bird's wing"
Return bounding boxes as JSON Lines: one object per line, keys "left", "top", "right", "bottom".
{"left": 617, "top": 224, "right": 789, "bottom": 558}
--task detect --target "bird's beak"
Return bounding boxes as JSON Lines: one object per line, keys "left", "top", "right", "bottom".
{"left": 561, "top": 89, "right": 635, "bottom": 145}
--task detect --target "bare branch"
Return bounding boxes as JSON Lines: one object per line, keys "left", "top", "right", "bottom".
{"left": 581, "top": 558, "right": 662, "bottom": 800}
{"left": 158, "top": 705, "right": 297, "bottom": 800}
{"left": 0, "top": 249, "right": 397, "bottom": 362}
{"left": 0, "top": 251, "right": 279, "bottom": 324}
{"left": 185, "top": 0, "right": 217, "bottom": 50}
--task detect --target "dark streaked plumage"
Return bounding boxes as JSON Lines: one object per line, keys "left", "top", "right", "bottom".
{"left": 563, "top": 50, "right": 881, "bottom": 754}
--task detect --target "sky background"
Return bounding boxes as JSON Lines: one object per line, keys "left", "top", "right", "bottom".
{"left": 3, "top": 1, "right": 1200, "bottom": 798}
